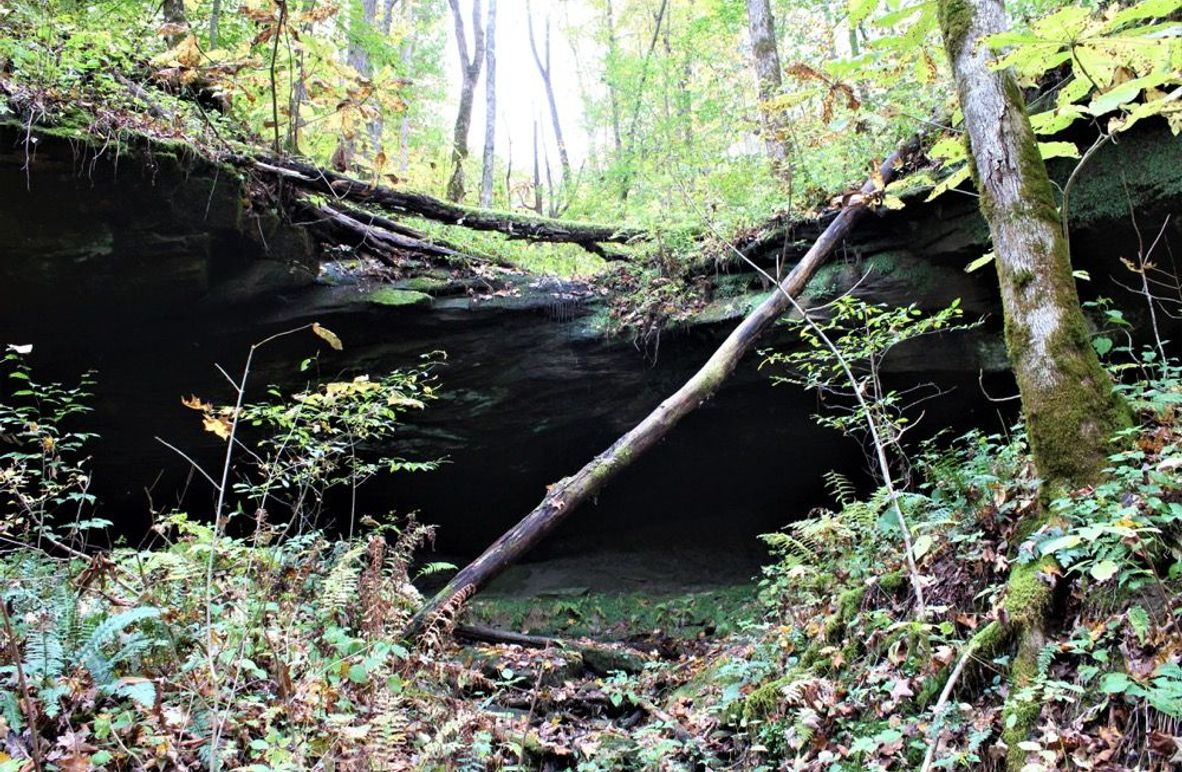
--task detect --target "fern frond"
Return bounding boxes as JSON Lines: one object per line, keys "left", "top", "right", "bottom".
{"left": 367, "top": 675, "right": 408, "bottom": 768}
{"left": 77, "top": 607, "right": 160, "bottom": 685}
{"left": 417, "top": 584, "right": 475, "bottom": 653}
{"left": 823, "top": 470, "right": 859, "bottom": 507}
{"left": 322, "top": 542, "right": 367, "bottom": 621}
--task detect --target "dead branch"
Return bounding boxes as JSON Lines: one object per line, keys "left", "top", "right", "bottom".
{"left": 405, "top": 132, "right": 923, "bottom": 639}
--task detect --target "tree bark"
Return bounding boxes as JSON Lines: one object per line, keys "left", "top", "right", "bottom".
{"left": 405, "top": 135, "right": 921, "bottom": 639}
{"left": 937, "top": 1, "right": 1129, "bottom": 767}
{"left": 445, "top": 0, "right": 485, "bottom": 202}
{"left": 527, "top": 2, "right": 571, "bottom": 185}
{"left": 208, "top": 0, "right": 222, "bottom": 49}
{"left": 479, "top": 0, "right": 497, "bottom": 208}
{"left": 745, "top": 0, "right": 792, "bottom": 186}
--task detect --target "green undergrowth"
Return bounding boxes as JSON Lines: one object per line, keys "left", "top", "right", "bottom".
{"left": 5, "top": 339, "right": 1182, "bottom": 770}
{"left": 467, "top": 585, "right": 754, "bottom": 641}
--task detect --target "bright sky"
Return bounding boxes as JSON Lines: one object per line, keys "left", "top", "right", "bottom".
{"left": 443, "top": 0, "right": 599, "bottom": 175}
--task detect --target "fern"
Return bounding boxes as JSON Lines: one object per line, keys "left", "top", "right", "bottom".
{"left": 108, "top": 677, "right": 157, "bottom": 708}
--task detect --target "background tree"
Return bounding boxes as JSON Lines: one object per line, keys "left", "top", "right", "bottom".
{"left": 527, "top": 1, "right": 572, "bottom": 187}
{"left": 478, "top": 0, "right": 497, "bottom": 207}
{"left": 333, "top": 0, "right": 381, "bottom": 170}
{"left": 444, "top": 0, "right": 485, "bottom": 202}
{"left": 745, "top": 0, "right": 792, "bottom": 185}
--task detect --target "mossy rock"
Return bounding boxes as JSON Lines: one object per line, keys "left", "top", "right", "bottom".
{"left": 365, "top": 287, "right": 433, "bottom": 307}
{"left": 403, "top": 275, "right": 452, "bottom": 293}
{"left": 580, "top": 643, "right": 646, "bottom": 676}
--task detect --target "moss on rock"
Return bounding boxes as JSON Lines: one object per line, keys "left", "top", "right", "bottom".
{"left": 365, "top": 288, "right": 433, "bottom": 307}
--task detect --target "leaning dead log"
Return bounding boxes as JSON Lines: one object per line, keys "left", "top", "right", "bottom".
{"left": 253, "top": 157, "right": 646, "bottom": 250}
{"left": 405, "top": 134, "right": 922, "bottom": 639}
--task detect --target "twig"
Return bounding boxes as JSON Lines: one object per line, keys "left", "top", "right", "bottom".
{"left": 919, "top": 639, "right": 977, "bottom": 772}
{"left": 0, "top": 596, "right": 44, "bottom": 772}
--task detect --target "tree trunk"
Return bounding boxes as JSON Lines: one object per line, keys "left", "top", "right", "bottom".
{"left": 532, "top": 120, "right": 543, "bottom": 215}
{"left": 405, "top": 135, "right": 920, "bottom": 639}
{"left": 619, "top": 0, "right": 668, "bottom": 200}
{"left": 527, "top": 3, "right": 572, "bottom": 184}
{"left": 209, "top": 0, "right": 222, "bottom": 48}
{"left": 745, "top": 0, "right": 792, "bottom": 186}
{"left": 161, "top": 0, "right": 189, "bottom": 47}
{"left": 479, "top": 0, "right": 497, "bottom": 208}
{"left": 253, "top": 156, "right": 644, "bottom": 247}
{"left": 445, "top": 0, "right": 485, "bottom": 202}
{"left": 937, "top": 1, "right": 1129, "bottom": 766}
{"left": 938, "top": 0, "right": 1127, "bottom": 496}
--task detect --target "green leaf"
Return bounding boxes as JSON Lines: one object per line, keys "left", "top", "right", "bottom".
{"left": 1100, "top": 671, "right": 1135, "bottom": 694}
{"left": 1090, "top": 559, "right": 1120, "bottom": 582}
{"left": 1038, "top": 141, "right": 1081, "bottom": 160}
{"left": 1092, "top": 336, "right": 1114, "bottom": 356}
{"left": 1128, "top": 605, "right": 1151, "bottom": 643}
{"left": 1107, "top": 0, "right": 1182, "bottom": 31}
{"left": 347, "top": 663, "right": 369, "bottom": 684}
{"left": 848, "top": 0, "right": 880, "bottom": 27}
{"left": 965, "top": 251, "right": 995, "bottom": 273}
{"left": 912, "top": 534, "right": 934, "bottom": 560}
{"left": 925, "top": 165, "right": 972, "bottom": 201}
{"left": 1040, "top": 534, "right": 1082, "bottom": 554}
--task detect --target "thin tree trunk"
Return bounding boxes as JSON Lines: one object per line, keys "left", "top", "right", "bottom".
{"left": 479, "top": 0, "right": 497, "bottom": 208}
{"left": 532, "top": 119, "right": 543, "bottom": 214}
{"left": 446, "top": 0, "right": 485, "bottom": 202}
{"left": 209, "top": 0, "right": 221, "bottom": 48}
{"left": 405, "top": 135, "right": 921, "bottom": 638}
{"left": 619, "top": 0, "right": 668, "bottom": 200}
{"left": 604, "top": 0, "right": 623, "bottom": 153}
{"left": 527, "top": 2, "right": 571, "bottom": 185}
{"left": 745, "top": 0, "right": 792, "bottom": 185}
{"left": 390, "top": 0, "right": 414, "bottom": 174}
{"left": 937, "top": 1, "right": 1129, "bottom": 766}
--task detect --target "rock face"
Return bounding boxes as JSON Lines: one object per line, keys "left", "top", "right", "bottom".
{"left": 1, "top": 121, "right": 1178, "bottom": 559}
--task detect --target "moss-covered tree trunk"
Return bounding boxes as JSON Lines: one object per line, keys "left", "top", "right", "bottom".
{"left": 938, "top": 0, "right": 1127, "bottom": 494}
{"left": 937, "top": 0, "right": 1129, "bottom": 766}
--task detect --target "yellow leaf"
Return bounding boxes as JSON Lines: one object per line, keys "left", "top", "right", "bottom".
{"left": 202, "top": 415, "right": 232, "bottom": 441}
{"left": 312, "top": 322, "right": 343, "bottom": 351}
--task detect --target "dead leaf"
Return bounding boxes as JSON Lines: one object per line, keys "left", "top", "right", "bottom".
{"left": 202, "top": 415, "right": 232, "bottom": 440}
{"left": 312, "top": 322, "right": 343, "bottom": 351}
{"left": 181, "top": 395, "right": 212, "bottom": 412}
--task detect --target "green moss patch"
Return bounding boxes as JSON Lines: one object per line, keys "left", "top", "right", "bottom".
{"left": 365, "top": 287, "right": 433, "bottom": 307}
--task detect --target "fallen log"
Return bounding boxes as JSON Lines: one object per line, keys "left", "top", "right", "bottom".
{"left": 405, "top": 133, "right": 922, "bottom": 639}
{"left": 294, "top": 199, "right": 479, "bottom": 265}
{"left": 253, "top": 157, "right": 646, "bottom": 250}
{"left": 455, "top": 623, "right": 650, "bottom": 675}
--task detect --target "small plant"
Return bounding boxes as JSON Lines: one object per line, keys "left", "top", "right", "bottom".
{"left": 0, "top": 345, "right": 102, "bottom": 549}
